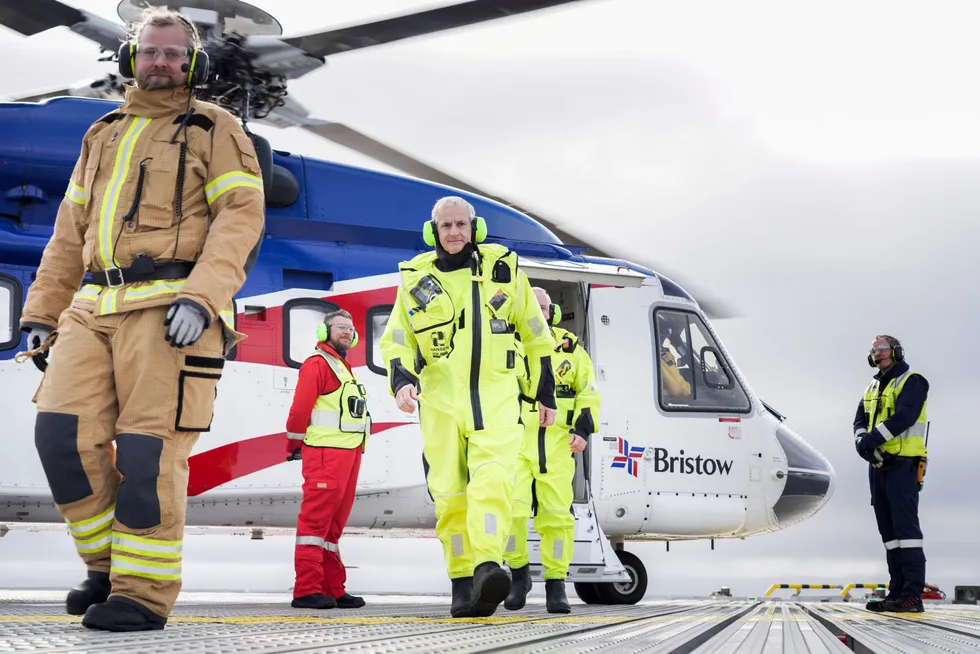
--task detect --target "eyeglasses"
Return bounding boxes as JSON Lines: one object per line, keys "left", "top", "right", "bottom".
{"left": 136, "top": 45, "right": 190, "bottom": 61}
{"left": 870, "top": 344, "right": 892, "bottom": 353}
{"left": 329, "top": 324, "right": 355, "bottom": 333}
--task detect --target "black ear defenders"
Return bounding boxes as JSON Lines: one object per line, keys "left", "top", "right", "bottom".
{"left": 867, "top": 339, "right": 905, "bottom": 367}
{"left": 118, "top": 41, "right": 210, "bottom": 86}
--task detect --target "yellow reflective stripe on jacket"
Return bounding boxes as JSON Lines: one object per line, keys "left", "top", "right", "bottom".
{"left": 73, "top": 284, "right": 101, "bottom": 303}
{"left": 205, "top": 170, "right": 263, "bottom": 205}
{"left": 219, "top": 308, "right": 234, "bottom": 330}
{"left": 65, "top": 505, "right": 114, "bottom": 555}
{"left": 110, "top": 532, "right": 182, "bottom": 581}
{"left": 97, "top": 116, "right": 152, "bottom": 269}
{"left": 99, "top": 288, "right": 120, "bottom": 315}
{"left": 122, "top": 280, "right": 186, "bottom": 301}
{"left": 65, "top": 178, "right": 85, "bottom": 205}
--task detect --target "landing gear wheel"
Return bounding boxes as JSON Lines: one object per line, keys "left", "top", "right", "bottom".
{"left": 596, "top": 550, "right": 647, "bottom": 605}
{"left": 573, "top": 582, "right": 603, "bottom": 604}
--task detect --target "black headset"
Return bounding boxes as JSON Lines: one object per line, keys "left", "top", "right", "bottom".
{"left": 867, "top": 337, "right": 904, "bottom": 367}
{"left": 117, "top": 41, "right": 210, "bottom": 86}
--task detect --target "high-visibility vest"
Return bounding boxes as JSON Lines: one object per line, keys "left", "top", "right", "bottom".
{"left": 862, "top": 370, "right": 928, "bottom": 458}
{"left": 304, "top": 349, "right": 370, "bottom": 450}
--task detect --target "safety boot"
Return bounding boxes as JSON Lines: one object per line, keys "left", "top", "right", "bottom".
{"left": 291, "top": 593, "right": 337, "bottom": 609}
{"left": 335, "top": 593, "right": 366, "bottom": 609}
{"left": 545, "top": 579, "right": 571, "bottom": 614}
{"left": 469, "top": 562, "right": 511, "bottom": 618}
{"left": 866, "top": 593, "right": 897, "bottom": 612}
{"left": 882, "top": 596, "right": 923, "bottom": 613}
{"left": 81, "top": 596, "right": 167, "bottom": 632}
{"left": 450, "top": 576, "right": 474, "bottom": 618}
{"left": 66, "top": 570, "right": 111, "bottom": 616}
{"left": 504, "top": 564, "right": 532, "bottom": 610}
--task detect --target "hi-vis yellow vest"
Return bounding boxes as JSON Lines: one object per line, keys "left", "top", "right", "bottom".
{"left": 304, "top": 349, "right": 370, "bottom": 451}
{"left": 862, "top": 370, "right": 928, "bottom": 458}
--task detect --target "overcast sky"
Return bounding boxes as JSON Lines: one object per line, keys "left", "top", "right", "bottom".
{"left": 1, "top": 0, "right": 978, "bottom": 600}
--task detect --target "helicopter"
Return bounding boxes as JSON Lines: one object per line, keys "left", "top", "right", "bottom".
{"left": 0, "top": 0, "right": 835, "bottom": 605}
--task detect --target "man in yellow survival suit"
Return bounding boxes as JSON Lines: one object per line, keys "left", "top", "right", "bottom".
{"left": 17, "top": 8, "right": 264, "bottom": 632}
{"left": 380, "top": 196, "right": 558, "bottom": 618}
{"left": 503, "top": 287, "right": 600, "bottom": 614}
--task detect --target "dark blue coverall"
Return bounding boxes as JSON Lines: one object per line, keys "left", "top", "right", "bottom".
{"left": 853, "top": 360, "right": 929, "bottom": 600}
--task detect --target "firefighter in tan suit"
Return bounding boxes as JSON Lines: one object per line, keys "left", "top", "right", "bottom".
{"left": 18, "top": 9, "right": 264, "bottom": 632}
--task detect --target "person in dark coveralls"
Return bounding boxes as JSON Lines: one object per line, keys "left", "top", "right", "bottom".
{"left": 854, "top": 334, "right": 929, "bottom": 613}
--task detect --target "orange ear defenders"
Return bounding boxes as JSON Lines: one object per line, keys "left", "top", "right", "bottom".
{"left": 118, "top": 41, "right": 210, "bottom": 86}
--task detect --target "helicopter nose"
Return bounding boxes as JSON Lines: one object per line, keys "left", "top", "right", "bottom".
{"left": 772, "top": 422, "right": 835, "bottom": 527}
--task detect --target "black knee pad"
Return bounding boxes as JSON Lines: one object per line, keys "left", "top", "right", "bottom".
{"left": 115, "top": 433, "right": 163, "bottom": 529}
{"left": 35, "top": 412, "right": 93, "bottom": 505}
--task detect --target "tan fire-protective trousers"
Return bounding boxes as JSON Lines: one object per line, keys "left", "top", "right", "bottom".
{"left": 33, "top": 305, "right": 225, "bottom": 619}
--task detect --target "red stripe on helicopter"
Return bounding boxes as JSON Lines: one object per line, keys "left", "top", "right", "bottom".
{"left": 233, "top": 286, "right": 397, "bottom": 369}
{"left": 186, "top": 421, "right": 408, "bottom": 496}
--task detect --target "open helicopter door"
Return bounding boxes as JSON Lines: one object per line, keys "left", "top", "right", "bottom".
{"left": 514, "top": 255, "right": 644, "bottom": 584}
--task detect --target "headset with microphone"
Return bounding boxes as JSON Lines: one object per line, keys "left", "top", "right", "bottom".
{"left": 867, "top": 336, "right": 904, "bottom": 367}
{"left": 117, "top": 41, "right": 210, "bottom": 86}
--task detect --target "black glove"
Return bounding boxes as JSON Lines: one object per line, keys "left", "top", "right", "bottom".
{"left": 164, "top": 302, "right": 207, "bottom": 348}
{"left": 286, "top": 448, "right": 302, "bottom": 462}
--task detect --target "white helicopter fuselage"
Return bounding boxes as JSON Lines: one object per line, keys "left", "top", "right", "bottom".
{"left": 0, "top": 257, "right": 834, "bottom": 549}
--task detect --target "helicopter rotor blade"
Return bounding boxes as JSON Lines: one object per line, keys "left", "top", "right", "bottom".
{"left": 4, "top": 87, "right": 73, "bottom": 103}
{"left": 275, "top": 114, "right": 739, "bottom": 319}
{"left": 0, "top": 0, "right": 127, "bottom": 52}
{"left": 283, "top": 0, "right": 595, "bottom": 59}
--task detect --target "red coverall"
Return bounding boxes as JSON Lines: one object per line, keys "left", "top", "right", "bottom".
{"left": 286, "top": 342, "right": 363, "bottom": 599}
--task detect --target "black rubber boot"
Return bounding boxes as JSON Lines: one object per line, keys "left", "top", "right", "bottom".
{"left": 469, "top": 562, "right": 511, "bottom": 618}
{"left": 81, "top": 596, "right": 167, "bottom": 632}
{"left": 66, "top": 570, "right": 110, "bottom": 616}
{"left": 504, "top": 564, "right": 532, "bottom": 610}
{"left": 335, "top": 593, "right": 365, "bottom": 609}
{"left": 291, "top": 593, "right": 337, "bottom": 609}
{"left": 451, "top": 576, "right": 474, "bottom": 618}
{"left": 545, "top": 579, "right": 571, "bottom": 614}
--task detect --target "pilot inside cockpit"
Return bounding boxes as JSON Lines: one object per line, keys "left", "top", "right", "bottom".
{"left": 656, "top": 312, "right": 692, "bottom": 399}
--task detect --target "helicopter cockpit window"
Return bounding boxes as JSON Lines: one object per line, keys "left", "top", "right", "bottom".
{"left": 282, "top": 298, "right": 340, "bottom": 369}
{"left": 366, "top": 305, "right": 394, "bottom": 377}
{"left": 652, "top": 308, "right": 750, "bottom": 413}
{"left": 0, "top": 275, "right": 21, "bottom": 352}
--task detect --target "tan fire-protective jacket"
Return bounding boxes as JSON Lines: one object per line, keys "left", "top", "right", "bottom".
{"left": 20, "top": 84, "right": 265, "bottom": 352}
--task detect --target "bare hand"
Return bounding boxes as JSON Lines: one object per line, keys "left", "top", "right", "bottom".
{"left": 569, "top": 433, "right": 587, "bottom": 453}
{"left": 396, "top": 385, "right": 418, "bottom": 414}
{"left": 538, "top": 403, "right": 555, "bottom": 427}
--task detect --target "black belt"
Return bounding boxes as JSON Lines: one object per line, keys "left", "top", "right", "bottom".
{"left": 89, "top": 261, "right": 195, "bottom": 287}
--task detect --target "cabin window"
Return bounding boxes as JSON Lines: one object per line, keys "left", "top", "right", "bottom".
{"left": 282, "top": 298, "right": 340, "bottom": 369}
{"left": 366, "top": 305, "right": 393, "bottom": 376}
{"left": 652, "top": 308, "right": 750, "bottom": 413}
{"left": 0, "top": 275, "right": 21, "bottom": 351}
